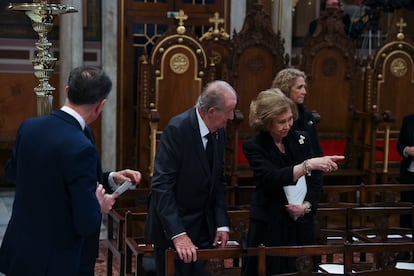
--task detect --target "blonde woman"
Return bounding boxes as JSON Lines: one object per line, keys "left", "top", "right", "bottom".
{"left": 243, "top": 89, "right": 343, "bottom": 275}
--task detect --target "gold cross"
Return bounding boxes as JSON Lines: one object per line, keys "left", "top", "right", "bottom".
{"left": 175, "top": 9, "right": 188, "bottom": 26}
{"left": 396, "top": 17, "right": 407, "bottom": 34}
{"left": 209, "top": 12, "right": 224, "bottom": 33}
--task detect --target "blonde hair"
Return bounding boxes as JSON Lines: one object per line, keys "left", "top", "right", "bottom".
{"left": 249, "top": 88, "right": 298, "bottom": 132}
{"left": 271, "top": 68, "right": 306, "bottom": 97}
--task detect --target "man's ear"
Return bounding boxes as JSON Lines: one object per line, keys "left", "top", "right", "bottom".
{"left": 95, "top": 98, "right": 107, "bottom": 114}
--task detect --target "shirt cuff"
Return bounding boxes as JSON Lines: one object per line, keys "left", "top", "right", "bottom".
{"left": 108, "top": 172, "right": 118, "bottom": 192}
{"left": 171, "top": 232, "right": 186, "bottom": 240}
{"left": 404, "top": 147, "right": 409, "bottom": 157}
{"left": 217, "top": 226, "right": 229, "bottom": 232}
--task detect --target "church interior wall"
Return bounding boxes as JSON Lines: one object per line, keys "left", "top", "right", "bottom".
{"left": 1, "top": 0, "right": 414, "bottom": 186}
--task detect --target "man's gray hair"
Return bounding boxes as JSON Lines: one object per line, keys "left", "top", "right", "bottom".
{"left": 196, "top": 80, "right": 236, "bottom": 113}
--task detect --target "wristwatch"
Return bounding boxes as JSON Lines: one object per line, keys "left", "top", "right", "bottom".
{"left": 303, "top": 201, "right": 312, "bottom": 213}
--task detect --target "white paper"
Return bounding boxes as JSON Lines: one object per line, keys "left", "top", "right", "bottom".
{"left": 408, "top": 160, "right": 414, "bottom": 172}
{"left": 283, "top": 175, "right": 307, "bottom": 204}
{"left": 396, "top": 262, "right": 414, "bottom": 270}
{"left": 319, "top": 264, "right": 345, "bottom": 274}
{"left": 114, "top": 181, "right": 133, "bottom": 195}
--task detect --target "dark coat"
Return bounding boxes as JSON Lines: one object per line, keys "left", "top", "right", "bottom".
{"left": 0, "top": 109, "right": 104, "bottom": 276}
{"left": 243, "top": 130, "right": 323, "bottom": 274}
{"left": 397, "top": 114, "right": 414, "bottom": 183}
{"left": 243, "top": 130, "right": 322, "bottom": 225}
{"left": 294, "top": 104, "right": 323, "bottom": 157}
{"left": 144, "top": 108, "right": 229, "bottom": 249}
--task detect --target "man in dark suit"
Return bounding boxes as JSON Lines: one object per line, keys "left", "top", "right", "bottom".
{"left": 144, "top": 80, "right": 237, "bottom": 275}
{"left": 397, "top": 114, "right": 414, "bottom": 228}
{"left": 0, "top": 66, "right": 141, "bottom": 276}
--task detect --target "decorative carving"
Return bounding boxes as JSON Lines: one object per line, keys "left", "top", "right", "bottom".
{"left": 209, "top": 50, "right": 222, "bottom": 65}
{"left": 175, "top": 9, "right": 187, "bottom": 35}
{"left": 321, "top": 57, "right": 338, "bottom": 77}
{"left": 138, "top": 9, "right": 208, "bottom": 183}
{"left": 396, "top": 17, "right": 407, "bottom": 40}
{"left": 226, "top": 3, "right": 286, "bottom": 186}
{"left": 247, "top": 55, "right": 265, "bottom": 73}
{"left": 390, "top": 58, "right": 407, "bottom": 78}
{"left": 200, "top": 12, "right": 230, "bottom": 41}
{"left": 170, "top": 53, "right": 189, "bottom": 74}
{"left": 200, "top": 12, "right": 233, "bottom": 83}
{"left": 295, "top": 255, "right": 313, "bottom": 273}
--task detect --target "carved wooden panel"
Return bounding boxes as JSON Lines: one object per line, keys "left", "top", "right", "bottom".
{"left": 301, "top": 9, "right": 357, "bottom": 138}
{"left": 200, "top": 12, "right": 233, "bottom": 82}
{"left": 372, "top": 35, "right": 414, "bottom": 132}
{"left": 230, "top": 3, "right": 287, "bottom": 138}
{"left": 364, "top": 18, "right": 414, "bottom": 183}
{"left": 137, "top": 15, "right": 208, "bottom": 185}
{"left": 224, "top": 3, "right": 287, "bottom": 186}
{"left": 306, "top": 48, "right": 352, "bottom": 134}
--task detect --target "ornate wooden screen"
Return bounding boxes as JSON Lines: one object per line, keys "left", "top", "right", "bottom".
{"left": 199, "top": 12, "right": 233, "bottom": 83}
{"left": 225, "top": 3, "right": 287, "bottom": 186}
{"left": 118, "top": 0, "right": 229, "bottom": 170}
{"left": 137, "top": 11, "right": 210, "bottom": 186}
{"left": 300, "top": 8, "right": 365, "bottom": 184}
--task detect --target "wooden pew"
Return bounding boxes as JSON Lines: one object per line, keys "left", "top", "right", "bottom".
{"left": 124, "top": 211, "right": 154, "bottom": 276}
{"left": 319, "top": 184, "right": 361, "bottom": 208}
{"left": 105, "top": 188, "right": 150, "bottom": 276}
{"left": 247, "top": 244, "right": 346, "bottom": 275}
{"left": 165, "top": 247, "right": 245, "bottom": 276}
{"left": 315, "top": 207, "right": 350, "bottom": 263}
{"left": 227, "top": 209, "right": 249, "bottom": 248}
{"left": 359, "top": 183, "right": 414, "bottom": 207}
{"left": 226, "top": 209, "right": 250, "bottom": 272}
{"left": 347, "top": 206, "right": 414, "bottom": 244}
{"left": 345, "top": 242, "right": 414, "bottom": 275}
{"left": 233, "top": 185, "right": 255, "bottom": 210}
{"left": 227, "top": 185, "right": 255, "bottom": 210}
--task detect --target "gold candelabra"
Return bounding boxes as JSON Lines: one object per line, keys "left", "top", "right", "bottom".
{"left": 8, "top": 0, "right": 77, "bottom": 116}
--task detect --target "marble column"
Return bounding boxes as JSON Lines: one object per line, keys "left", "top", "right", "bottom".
{"left": 272, "top": 0, "right": 293, "bottom": 63}
{"left": 59, "top": 0, "right": 83, "bottom": 106}
{"left": 230, "top": 0, "right": 246, "bottom": 34}
{"left": 101, "top": 0, "right": 117, "bottom": 171}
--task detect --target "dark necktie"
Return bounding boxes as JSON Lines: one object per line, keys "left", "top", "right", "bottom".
{"left": 205, "top": 132, "right": 214, "bottom": 171}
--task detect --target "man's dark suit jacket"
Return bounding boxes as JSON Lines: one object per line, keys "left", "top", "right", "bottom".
{"left": 243, "top": 130, "right": 323, "bottom": 241}
{"left": 144, "top": 107, "right": 229, "bottom": 249}
{"left": 397, "top": 114, "right": 414, "bottom": 183}
{"left": 0, "top": 109, "right": 104, "bottom": 276}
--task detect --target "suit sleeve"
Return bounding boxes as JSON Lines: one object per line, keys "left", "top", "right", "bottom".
{"left": 150, "top": 125, "right": 186, "bottom": 239}
{"left": 64, "top": 145, "right": 102, "bottom": 237}
{"left": 397, "top": 116, "right": 410, "bottom": 157}
{"left": 5, "top": 124, "right": 25, "bottom": 181}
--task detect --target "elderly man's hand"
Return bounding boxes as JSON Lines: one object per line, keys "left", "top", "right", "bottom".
{"left": 172, "top": 234, "right": 198, "bottom": 263}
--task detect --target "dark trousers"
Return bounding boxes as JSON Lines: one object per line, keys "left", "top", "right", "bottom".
{"left": 400, "top": 173, "right": 414, "bottom": 228}
{"left": 79, "top": 230, "right": 100, "bottom": 276}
